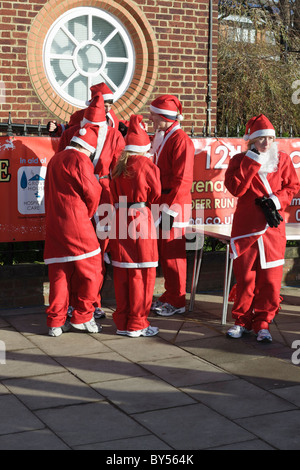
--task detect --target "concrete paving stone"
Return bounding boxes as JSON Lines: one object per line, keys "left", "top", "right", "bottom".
{"left": 271, "top": 384, "right": 300, "bottom": 407}
{"left": 0, "top": 327, "right": 36, "bottom": 351}
{"left": 134, "top": 403, "right": 255, "bottom": 450}
{"left": 0, "top": 383, "right": 8, "bottom": 394}
{"left": 3, "top": 312, "right": 47, "bottom": 336}
{"left": 0, "top": 347, "right": 63, "bottom": 380}
{"left": 139, "top": 355, "right": 236, "bottom": 388}
{"left": 220, "top": 355, "right": 300, "bottom": 390}
{"left": 157, "top": 319, "right": 222, "bottom": 344}
{"left": 106, "top": 336, "right": 191, "bottom": 363}
{"left": 3, "top": 371, "right": 104, "bottom": 410}
{"left": 54, "top": 350, "right": 150, "bottom": 384}
{"left": 36, "top": 401, "right": 150, "bottom": 448}
{"left": 29, "top": 330, "right": 111, "bottom": 357}
{"left": 0, "top": 428, "right": 70, "bottom": 450}
{"left": 91, "top": 375, "right": 196, "bottom": 414}
{"left": 74, "top": 434, "right": 172, "bottom": 450}
{"left": 181, "top": 378, "right": 296, "bottom": 419}
{"left": 273, "top": 322, "right": 300, "bottom": 348}
{"left": 212, "top": 439, "right": 275, "bottom": 450}
{"left": 179, "top": 335, "right": 265, "bottom": 366}
{"left": 235, "top": 410, "right": 300, "bottom": 450}
{"left": 0, "top": 394, "right": 44, "bottom": 435}
{"left": 0, "top": 318, "right": 9, "bottom": 328}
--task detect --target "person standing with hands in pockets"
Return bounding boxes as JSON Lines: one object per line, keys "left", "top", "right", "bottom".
{"left": 225, "top": 114, "right": 300, "bottom": 342}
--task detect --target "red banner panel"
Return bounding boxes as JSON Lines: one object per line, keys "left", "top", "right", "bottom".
{"left": 191, "top": 138, "right": 300, "bottom": 226}
{"left": 0, "top": 136, "right": 59, "bottom": 242}
{"left": 0, "top": 136, "right": 299, "bottom": 242}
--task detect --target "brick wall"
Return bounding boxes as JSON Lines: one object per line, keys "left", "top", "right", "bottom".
{"left": 0, "top": 0, "right": 218, "bottom": 134}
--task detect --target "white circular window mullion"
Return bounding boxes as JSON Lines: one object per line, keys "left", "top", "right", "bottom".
{"left": 43, "top": 7, "right": 135, "bottom": 107}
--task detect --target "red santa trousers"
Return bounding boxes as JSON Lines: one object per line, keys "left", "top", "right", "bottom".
{"left": 231, "top": 241, "right": 283, "bottom": 333}
{"left": 157, "top": 227, "right": 187, "bottom": 308}
{"left": 47, "top": 254, "right": 102, "bottom": 328}
{"left": 112, "top": 266, "right": 156, "bottom": 332}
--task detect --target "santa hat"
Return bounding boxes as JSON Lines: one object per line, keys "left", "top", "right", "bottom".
{"left": 243, "top": 114, "right": 275, "bottom": 141}
{"left": 125, "top": 114, "right": 151, "bottom": 153}
{"left": 82, "top": 93, "right": 107, "bottom": 127}
{"left": 71, "top": 124, "right": 99, "bottom": 153}
{"left": 87, "top": 82, "right": 114, "bottom": 104}
{"left": 68, "top": 108, "right": 85, "bottom": 127}
{"left": 150, "top": 94, "right": 183, "bottom": 121}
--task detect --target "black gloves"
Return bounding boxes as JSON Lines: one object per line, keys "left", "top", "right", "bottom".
{"left": 255, "top": 196, "right": 283, "bottom": 228}
{"left": 160, "top": 212, "right": 174, "bottom": 231}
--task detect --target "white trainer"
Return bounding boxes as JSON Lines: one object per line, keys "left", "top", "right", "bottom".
{"left": 154, "top": 303, "right": 185, "bottom": 317}
{"left": 116, "top": 330, "right": 128, "bottom": 336}
{"left": 227, "top": 325, "right": 252, "bottom": 339}
{"left": 256, "top": 329, "right": 272, "bottom": 342}
{"left": 70, "top": 318, "right": 102, "bottom": 333}
{"left": 126, "top": 326, "right": 159, "bottom": 338}
{"left": 150, "top": 300, "right": 164, "bottom": 311}
{"left": 48, "top": 321, "right": 71, "bottom": 337}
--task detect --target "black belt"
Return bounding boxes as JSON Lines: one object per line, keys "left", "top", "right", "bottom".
{"left": 115, "top": 201, "right": 147, "bottom": 209}
{"left": 162, "top": 188, "right": 171, "bottom": 194}
{"left": 99, "top": 175, "right": 109, "bottom": 180}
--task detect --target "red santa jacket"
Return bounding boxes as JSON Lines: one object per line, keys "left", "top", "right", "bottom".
{"left": 57, "top": 123, "right": 125, "bottom": 231}
{"left": 225, "top": 149, "right": 300, "bottom": 268}
{"left": 44, "top": 147, "right": 101, "bottom": 264}
{"left": 153, "top": 122, "right": 195, "bottom": 227}
{"left": 109, "top": 155, "right": 161, "bottom": 268}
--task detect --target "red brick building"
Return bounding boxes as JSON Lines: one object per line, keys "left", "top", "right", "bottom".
{"left": 0, "top": 0, "right": 218, "bottom": 134}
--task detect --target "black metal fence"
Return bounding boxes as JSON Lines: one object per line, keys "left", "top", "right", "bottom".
{"left": 0, "top": 112, "right": 299, "bottom": 138}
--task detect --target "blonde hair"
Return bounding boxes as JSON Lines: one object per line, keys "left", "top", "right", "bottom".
{"left": 112, "top": 150, "right": 147, "bottom": 178}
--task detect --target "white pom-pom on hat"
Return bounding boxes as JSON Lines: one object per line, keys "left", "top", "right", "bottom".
{"left": 177, "top": 114, "right": 184, "bottom": 121}
{"left": 79, "top": 128, "right": 87, "bottom": 136}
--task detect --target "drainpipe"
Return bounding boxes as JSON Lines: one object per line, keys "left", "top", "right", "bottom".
{"left": 206, "top": 0, "right": 213, "bottom": 136}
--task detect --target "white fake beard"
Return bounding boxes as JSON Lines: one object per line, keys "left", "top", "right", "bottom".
{"left": 257, "top": 142, "right": 279, "bottom": 174}
{"left": 149, "top": 130, "right": 165, "bottom": 155}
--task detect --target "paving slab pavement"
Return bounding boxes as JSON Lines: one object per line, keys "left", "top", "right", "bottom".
{"left": 0, "top": 286, "right": 300, "bottom": 451}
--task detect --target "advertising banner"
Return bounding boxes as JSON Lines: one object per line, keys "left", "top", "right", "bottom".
{"left": 0, "top": 136, "right": 58, "bottom": 242}
{"left": 191, "top": 137, "right": 300, "bottom": 226}
{"left": 0, "top": 136, "right": 299, "bottom": 242}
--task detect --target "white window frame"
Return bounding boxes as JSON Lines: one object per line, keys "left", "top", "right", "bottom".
{"left": 43, "top": 7, "right": 135, "bottom": 107}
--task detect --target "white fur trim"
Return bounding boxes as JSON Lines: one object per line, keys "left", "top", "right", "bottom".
{"left": 124, "top": 143, "right": 151, "bottom": 153}
{"left": 150, "top": 104, "right": 178, "bottom": 117}
{"left": 81, "top": 117, "right": 107, "bottom": 127}
{"left": 102, "top": 93, "right": 114, "bottom": 101}
{"left": 244, "top": 129, "right": 275, "bottom": 141}
{"left": 269, "top": 194, "right": 281, "bottom": 210}
{"left": 44, "top": 247, "right": 101, "bottom": 265}
{"left": 245, "top": 149, "right": 264, "bottom": 164}
{"left": 70, "top": 136, "right": 95, "bottom": 153}
{"left": 111, "top": 260, "right": 158, "bottom": 268}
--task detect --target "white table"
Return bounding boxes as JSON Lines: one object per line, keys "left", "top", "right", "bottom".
{"left": 188, "top": 223, "right": 300, "bottom": 325}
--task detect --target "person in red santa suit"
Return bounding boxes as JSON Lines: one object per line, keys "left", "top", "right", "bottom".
{"left": 46, "top": 81, "right": 125, "bottom": 137}
{"left": 109, "top": 114, "right": 161, "bottom": 337}
{"left": 44, "top": 124, "right": 103, "bottom": 337}
{"left": 225, "top": 114, "right": 300, "bottom": 342}
{"left": 57, "top": 92, "right": 125, "bottom": 320}
{"left": 148, "top": 95, "right": 195, "bottom": 317}
{"left": 47, "top": 108, "right": 86, "bottom": 137}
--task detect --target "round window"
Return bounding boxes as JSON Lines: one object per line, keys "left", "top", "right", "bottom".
{"left": 28, "top": 0, "right": 158, "bottom": 122}
{"left": 43, "top": 7, "right": 135, "bottom": 107}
